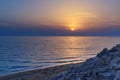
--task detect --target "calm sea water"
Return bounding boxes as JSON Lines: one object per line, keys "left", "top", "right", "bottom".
{"left": 0, "top": 36, "right": 120, "bottom": 76}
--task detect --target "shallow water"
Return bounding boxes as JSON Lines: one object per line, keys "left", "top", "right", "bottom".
{"left": 0, "top": 36, "right": 120, "bottom": 76}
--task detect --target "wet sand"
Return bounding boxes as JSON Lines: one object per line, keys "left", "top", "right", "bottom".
{"left": 0, "top": 63, "right": 81, "bottom": 80}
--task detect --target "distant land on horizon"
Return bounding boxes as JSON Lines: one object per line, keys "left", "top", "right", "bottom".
{"left": 0, "top": 25, "right": 120, "bottom": 36}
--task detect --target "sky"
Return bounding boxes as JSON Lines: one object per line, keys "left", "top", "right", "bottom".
{"left": 0, "top": 0, "right": 120, "bottom": 36}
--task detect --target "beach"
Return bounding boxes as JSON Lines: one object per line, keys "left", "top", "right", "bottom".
{"left": 0, "top": 63, "right": 81, "bottom": 80}
{"left": 1, "top": 36, "right": 119, "bottom": 76}
{"left": 0, "top": 0, "right": 120, "bottom": 79}
{"left": 1, "top": 44, "right": 120, "bottom": 80}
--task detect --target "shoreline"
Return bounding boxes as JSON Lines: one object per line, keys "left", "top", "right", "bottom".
{"left": 0, "top": 63, "right": 82, "bottom": 80}
{"left": 0, "top": 63, "right": 73, "bottom": 77}
{"left": 1, "top": 44, "right": 120, "bottom": 80}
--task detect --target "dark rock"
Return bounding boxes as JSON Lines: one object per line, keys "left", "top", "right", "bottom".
{"left": 116, "top": 44, "right": 120, "bottom": 48}
{"left": 97, "top": 48, "right": 108, "bottom": 58}
{"left": 109, "top": 47, "right": 118, "bottom": 52}
{"left": 109, "top": 44, "right": 120, "bottom": 52}
{"left": 52, "top": 44, "right": 120, "bottom": 80}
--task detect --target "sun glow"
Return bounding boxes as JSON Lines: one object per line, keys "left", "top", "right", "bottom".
{"left": 41, "top": 4, "right": 98, "bottom": 31}
{"left": 70, "top": 28, "right": 75, "bottom": 31}
{"left": 67, "top": 20, "right": 79, "bottom": 31}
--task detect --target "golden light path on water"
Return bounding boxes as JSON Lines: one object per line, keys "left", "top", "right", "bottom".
{"left": 1, "top": 36, "right": 120, "bottom": 75}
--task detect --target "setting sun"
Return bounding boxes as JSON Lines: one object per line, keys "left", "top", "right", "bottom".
{"left": 70, "top": 28, "right": 75, "bottom": 31}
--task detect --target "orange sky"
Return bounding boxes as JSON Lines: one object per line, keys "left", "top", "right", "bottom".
{"left": 0, "top": 0, "right": 120, "bottom": 32}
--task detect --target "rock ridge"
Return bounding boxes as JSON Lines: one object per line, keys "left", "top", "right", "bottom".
{"left": 52, "top": 44, "right": 120, "bottom": 80}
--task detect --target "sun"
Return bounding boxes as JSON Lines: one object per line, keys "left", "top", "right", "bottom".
{"left": 70, "top": 28, "right": 75, "bottom": 31}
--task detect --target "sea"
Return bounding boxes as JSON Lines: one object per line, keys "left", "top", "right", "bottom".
{"left": 0, "top": 36, "right": 120, "bottom": 76}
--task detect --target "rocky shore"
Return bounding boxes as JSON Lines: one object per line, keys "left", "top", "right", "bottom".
{"left": 52, "top": 44, "right": 120, "bottom": 80}
{"left": 1, "top": 44, "right": 120, "bottom": 80}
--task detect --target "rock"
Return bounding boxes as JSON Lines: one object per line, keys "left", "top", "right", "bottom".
{"left": 109, "top": 44, "right": 120, "bottom": 52}
{"left": 109, "top": 47, "right": 118, "bottom": 52}
{"left": 97, "top": 48, "right": 108, "bottom": 58}
{"left": 52, "top": 44, "right": 120, "bottom": 80}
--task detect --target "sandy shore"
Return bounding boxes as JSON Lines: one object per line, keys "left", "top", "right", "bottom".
{"left": 0, "top": 63, "right": 81, "bottom": 80}
{"left": 1, "top": 44, "right": 120, "bottom": 80}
